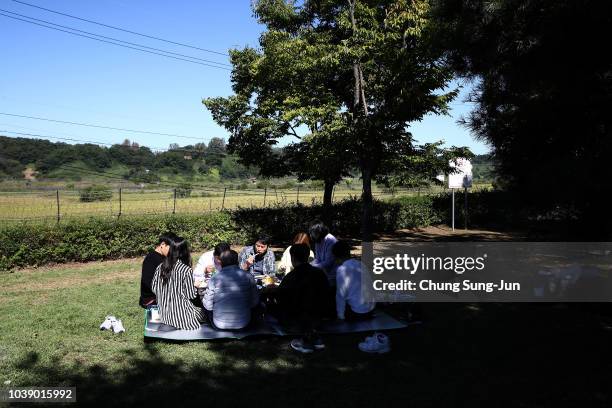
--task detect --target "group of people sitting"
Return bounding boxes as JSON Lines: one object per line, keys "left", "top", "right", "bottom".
{"left": 139, "top": 222, "right": 376, "bottom": 353}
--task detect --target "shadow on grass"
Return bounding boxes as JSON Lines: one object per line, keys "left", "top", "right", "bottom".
{"left": 13, "top": 303, "right": 612, "bottom": 407}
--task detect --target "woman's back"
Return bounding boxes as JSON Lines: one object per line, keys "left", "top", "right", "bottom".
{"left": 152, "top": 259, "right": 204, "bottom": 330}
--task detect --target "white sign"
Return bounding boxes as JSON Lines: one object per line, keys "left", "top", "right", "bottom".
{"left": 448, "top": 158, "right": 473, "bottom": 189}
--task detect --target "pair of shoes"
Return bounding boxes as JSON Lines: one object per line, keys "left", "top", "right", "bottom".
{"left": 99, "top": 315, "right": 125, "bottom": 333}
{"left": 358, "top": 332, "right": 390, "bottom": 354}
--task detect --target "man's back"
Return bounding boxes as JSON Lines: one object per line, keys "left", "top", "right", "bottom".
{"left": 279, "top": 263, "right": 330, "bottom": 317}
{"left": 203, "top": 265, "right": 258, "bottom": 329}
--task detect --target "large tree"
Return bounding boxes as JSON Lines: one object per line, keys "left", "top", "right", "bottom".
{"left": 433, "top": 0, "right": 612, "bottom": 234}
{"left": 206, "top": 0, "right": 460, "bottom": 241}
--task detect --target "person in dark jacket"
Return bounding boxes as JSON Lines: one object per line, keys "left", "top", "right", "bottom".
{"left": 139, "top": 232, "right": 177, "bottom": 308}
{"left": 266, "top": 243, "right": 330, "bottom": 353}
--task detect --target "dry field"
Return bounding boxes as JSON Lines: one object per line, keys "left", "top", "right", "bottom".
{"left": 0, "top": 184, "right": 491, "bottom": 222}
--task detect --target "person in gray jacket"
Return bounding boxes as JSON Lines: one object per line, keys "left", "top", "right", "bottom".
{"left": 202, "top": 249, "right": 259, "bottom": 330}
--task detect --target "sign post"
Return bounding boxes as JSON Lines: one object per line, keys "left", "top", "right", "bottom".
{"left": 451, "top": 189, "right": 455, "bottom": 230}
{"left": 447, "top": 158, "right": 473, "bottom": 231}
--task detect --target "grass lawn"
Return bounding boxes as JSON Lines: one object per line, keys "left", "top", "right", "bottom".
{"left": 1, "top": 253, "right": 611, "bottom": 407}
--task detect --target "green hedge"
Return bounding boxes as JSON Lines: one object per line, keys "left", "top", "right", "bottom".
{"left": 0, "top": 193, "right": 509, "bottom": 271}
{"left": 230, "top": 195, "right": 444, "bottom": 243}
{"left": 0, "top": 213, "right": 243, "bottom": 271}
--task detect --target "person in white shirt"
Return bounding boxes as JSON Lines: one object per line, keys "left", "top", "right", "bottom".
{"left": 332, "top": 240, "right": 376, "bottom": 321}
{"left": 278, "top": 232, "right": 315, "bottom": 275}
{"left": 193, "top": 242, "right": 230, "bottom": 287}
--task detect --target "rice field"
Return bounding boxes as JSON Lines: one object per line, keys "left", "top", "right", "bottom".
{"left": 0, "top": 184, "right": 491, "bottom": 222}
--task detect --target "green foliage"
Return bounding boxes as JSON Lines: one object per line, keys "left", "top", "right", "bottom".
{"left": 219, "top": 154, "right": 253, "bottom": 179}
{"left": 0, "top": 157, "right": 23, "bottom": 178}
{"left": 433, "top": 0, "right": 612, "bottom": 233}
{"left": 206, "top": 168, "right": 221, "bottom": 183}
{"left": 377, "top": 142, "right": 474, "bottom": 189}
{"left": 0, "top": 191, "right": 533, "bottom": 270}
{"left": 256, "top": 179, "right": 270, "bottom": 189}
{"left": 230, "top": 196, "right": 444, "bottom": 243}
{"left": 176, "top": 183, "right": 193, "bottom": 198}
{"left": 471, "top": 154, "right": 496, "bottom": 183}
{"left": 204, "top": 0, "right": 467, "bottom": 235}
{"left": 126, "top": 168, "right": 161, "bottom": 184}
{"left": 0, "top": 213, "right": 244, "bottom": 271}
{"left": 79, "top": 185, "right": 113, "bottom": 202}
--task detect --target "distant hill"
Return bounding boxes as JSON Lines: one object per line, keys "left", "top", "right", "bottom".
{"left": 0, "top": 135, "right": 256, "bottom": 184}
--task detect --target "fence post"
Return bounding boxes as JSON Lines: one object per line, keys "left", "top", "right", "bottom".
{"left": 263, "top": 187, "right": 267, "bottom": 207}
{"left": 297, "top": 186, "right": 300, "bottom": 204}
{"left": 56, "top": 190, "right": 60, "bottom": 223}
{"left": 221, "top": 187, "right": 227, "bottom": 210}
{"left": 118, "top": 188, "right": 122, "bottom": 218}
{"left": 173, "top": 189, "right": 177, "bottom": 214}
{"left": 209, "top": 199, "right": 212, "bottom": 211}
{"left": 274, "top": 187, "right": 278, "bottom": 202}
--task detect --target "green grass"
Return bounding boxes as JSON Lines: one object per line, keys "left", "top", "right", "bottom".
{"left": 1, "top": 257, "right": 610, "bottom": 406}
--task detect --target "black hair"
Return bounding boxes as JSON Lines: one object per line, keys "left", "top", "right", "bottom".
{"left": 256, "top": 234, "right": 271, "bottom": 246}
{"left": 289, "top": 243, "right": 310, "bottom": 264}
{"left": 213, "top": 242, "right": 231, "bottom": 257}
{"left": 219, "top": 249, "right": 239, "bottom": 267}
{"left": 332, "top": 240, "right": 351, "bottom": 259}
{"left": 309, "top": 222, "right": 329, "bottom": 243}
{"left": 160, "top": 236, "right": 192, "bottom": 282}
{"left": 156, "top": 232, "right": 177, "bottom": 247}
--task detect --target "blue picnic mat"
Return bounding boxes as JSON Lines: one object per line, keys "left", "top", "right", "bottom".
{"left": 143, "top": 307, "right": 414, "bottom": 341}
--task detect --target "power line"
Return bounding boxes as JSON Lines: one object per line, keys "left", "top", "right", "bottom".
{"left": 11, "top": 0, "right": 230, "bottom": 57}
{"left": 0, "top": 8, "right": 232, "bottom": 68}
{"left": 0, "top": 112, "right": 207, "bottom": 140}
{"left": 0, "top": 12, "right": 232, "bottom": 70}
{"left": 0, "top": 95, "right": 196, "bottom": 129}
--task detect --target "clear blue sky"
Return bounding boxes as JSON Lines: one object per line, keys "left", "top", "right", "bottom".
{"left": 0, "top": 0, "right": 490, "bottom": 155}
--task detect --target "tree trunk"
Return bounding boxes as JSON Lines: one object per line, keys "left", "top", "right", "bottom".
{"left": 323, "top": 180, "right": 334, "bottom": 208}
{"left": 361, "top": 160, "right": 374, "bottom": 243}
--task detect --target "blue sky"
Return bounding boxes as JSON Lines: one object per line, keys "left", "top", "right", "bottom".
{"left": 0, "top": 0, "right": 490, "bottom": 155}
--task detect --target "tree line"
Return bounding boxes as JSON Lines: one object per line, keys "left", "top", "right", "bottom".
{"left": 0, "top": 135, "right": 256, "bottom": 182}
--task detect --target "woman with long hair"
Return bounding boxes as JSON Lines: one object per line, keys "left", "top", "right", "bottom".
{"left": 152, "top": 236, "right": 205, "bottom": 330}
{"left": 278, "top": 232, "right": 315, "bottom": 275}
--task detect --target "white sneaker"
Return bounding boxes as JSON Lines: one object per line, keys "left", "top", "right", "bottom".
{"left": 99, "top": 316, "right": 114, "bottom": 331}
{"left": 358, "top": 333, "right": 390, "bottom": 354}
{"left": 111, "top": 319, "right": 125, "bottom": 333}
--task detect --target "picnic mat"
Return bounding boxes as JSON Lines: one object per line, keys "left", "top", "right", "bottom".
{"left": 144, "top": 307, "right": 415, "bottom": 341}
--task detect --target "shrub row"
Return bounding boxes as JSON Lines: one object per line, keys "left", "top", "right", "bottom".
{"left": 222, "top": 195, "right": 443, "bottom": 243}
{"left": 0, "top": 192, "right": 517, "bottom": 271}
{"left": 0, "top": 212, "right": 243, "bottom": 271}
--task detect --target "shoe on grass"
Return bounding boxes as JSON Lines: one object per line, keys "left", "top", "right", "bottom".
{"left": 290, "top": 338, "right": 314, "bottom": 354}
{"left": 358, "top": 333, "right": 390, "bottom": 354}
{"left": 99, "top": 316, "right": 114, "bottom": 331}
{"left": 111, "top": 319, "right": 125, "bottom": 333}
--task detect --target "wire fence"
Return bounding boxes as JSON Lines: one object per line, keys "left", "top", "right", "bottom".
{"left": 0, "top": 184, "right": 485, "bottom": 224}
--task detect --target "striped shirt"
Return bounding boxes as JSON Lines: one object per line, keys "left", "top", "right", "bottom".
{"left": 152, "top": 260, "right": 205, "bottom": 330}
